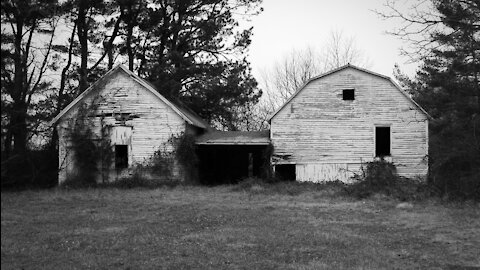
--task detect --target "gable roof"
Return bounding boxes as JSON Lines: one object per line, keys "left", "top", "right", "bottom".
{"left": 50, "top": 64, "right": 208, "bottom": 129}
{"left": 268, "top": 64, "right": 431, "bottom": 122}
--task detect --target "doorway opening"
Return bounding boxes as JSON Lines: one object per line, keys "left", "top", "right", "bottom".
{"left": 275, "top": 164, "right": 296, "bottom": 181}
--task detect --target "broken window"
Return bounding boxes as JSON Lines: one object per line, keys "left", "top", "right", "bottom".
{"left": 342, "top": 89, "right": 355, "bottom": 100}
{"left": 115, "top": 145, "right": 128, "bottom": 169}
{"left": 275, "top": 164, "right": 296, "bottom": 181}
{"left": 375, "top": 126, "right": 391, "bottom": 157}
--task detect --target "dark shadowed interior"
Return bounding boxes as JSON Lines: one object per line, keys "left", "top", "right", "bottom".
{"left": 197, "top": 145, "right": 268, "bottom": 185}
{"left": 195, "top": 130, "right": 270, "bottom": 185}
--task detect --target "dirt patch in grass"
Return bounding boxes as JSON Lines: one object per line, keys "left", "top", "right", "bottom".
{"left": 2, "top": 186, "right": 479, "bottom": 269}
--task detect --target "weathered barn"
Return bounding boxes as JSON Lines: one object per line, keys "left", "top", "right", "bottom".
{"left": 269, "top": 64, "right": 429, "bottom": 182}
{"left": 51, "top": 65, "right": 208, "bottom": 184}
{"left": 52, "top": 64, "right": 429, "bottom": 185}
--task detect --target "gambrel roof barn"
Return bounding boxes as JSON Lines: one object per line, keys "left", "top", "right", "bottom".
{"left": 269, "top": 64, "right": 429, "bottom": 182}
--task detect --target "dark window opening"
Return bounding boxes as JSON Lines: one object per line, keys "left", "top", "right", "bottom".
{"left": 115, "top": 145, "right": 128, "bottom": 169}
{"left": 375, "top": 127, "right": 391, "bottom": 157}
{"left": 275, "top": 164, "right": 296, "bottom": 181}
{"left": 343, "top": 89, "right": 355, "bottom": 100}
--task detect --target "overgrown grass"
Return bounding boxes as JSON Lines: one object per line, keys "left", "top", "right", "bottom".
{"left": 2, "top": 186, "right": 479, "bottom": 269}
{"left": 232, "top": 177, "right": 346, "bottom": 196}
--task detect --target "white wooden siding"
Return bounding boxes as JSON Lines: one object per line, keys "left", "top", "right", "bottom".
{"left": 271, "top": 67, "right": 428, "bottom": 182}
{"left": 57, "top": 70, "right": 186, "bottom": 184}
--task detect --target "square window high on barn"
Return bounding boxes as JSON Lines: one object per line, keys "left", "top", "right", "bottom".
{"left": 342, "top": 89, "right": 355, "bottom": 100}
{"left": 115, "top": 145, "right": 128, "bottom": 169}
{"left": 375, "top": 126, "right": 391, "bottom": 157}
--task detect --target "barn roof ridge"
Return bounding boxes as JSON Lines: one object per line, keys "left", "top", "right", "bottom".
{"left": 267, "top": 63, "right": 431, "bottom": 121}
{"left": 49, "top": 64, "right": 208, "bottom": 129}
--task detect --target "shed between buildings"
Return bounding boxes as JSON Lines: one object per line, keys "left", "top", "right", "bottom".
{"left": 269, "top": 64, "right": 430, "bottom": 182}
{"left": 195, "top": 130, "right": 270, "bottom": 184}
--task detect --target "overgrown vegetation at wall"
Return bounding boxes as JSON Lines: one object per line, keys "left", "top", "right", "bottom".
{"left": 109, "top": 132, "right": 199, "bottom": 188}
{"left": 171, "top": 133, "right": 199, "bottom": 183}
{"left": 344, "top": 159, "right": 436, "bottom": 201}
{"left": 62, "top": 97, "right": 112, "bottom": 188}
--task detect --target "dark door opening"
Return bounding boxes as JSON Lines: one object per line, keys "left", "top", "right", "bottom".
{"left": 275, "top": 164, "right": 296, "bottom": 181}
{"left": 115, "top": 145, "right": 128, "bottom": 169}
{"left": 375, "top": 126, "right": 391, "bottom": 157}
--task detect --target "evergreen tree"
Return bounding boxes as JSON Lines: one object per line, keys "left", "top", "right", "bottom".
{"left": 394, "top": 0, "right": 480, "bottom": 198}
{"left": 126, "top": 0, "right": 263, "bottom": 130}
{"left": 1, "top": 0, "right": 59, "bottom": 157}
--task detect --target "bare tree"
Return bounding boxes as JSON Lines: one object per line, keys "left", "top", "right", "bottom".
{"left": 253, "top": 30, "right": 372, "bottom": 129}
{"left": 373, "top": 0, "right": 446, "bottom": 59}
{"left": 322, "top": 29, "right": 372, "bottom": 70}
{"left": 270, "top": 47, "right": 321, "bottom": 102}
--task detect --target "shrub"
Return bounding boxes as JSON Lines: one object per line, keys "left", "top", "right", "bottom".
{"left": 168, "top": 133, "right": 199, "bottom": 184}
{"left": 60, "top": 173, "right": 98, "bottom": 189}
{"left": 1, "top": 147, "right": 58, "bottom": 190}
{"left": 344, "top": 159, "right": 435, "bottom": 201}
{"left": 431, "top": 157, "right": 480, "bottom": 201}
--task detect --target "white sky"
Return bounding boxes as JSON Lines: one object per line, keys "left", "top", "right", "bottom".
{"left": 246, "top": 0, "right": 419, "bottom": 80}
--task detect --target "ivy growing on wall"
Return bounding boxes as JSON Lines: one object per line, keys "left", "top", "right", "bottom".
{"left": 169, "top": 132, "right": 199, "bottom": 183}
{"left": 63, "top": 95, "right": 112, "bottom": 187}
{"left": 131, "top": 132, "right": 199, "bottom": 184}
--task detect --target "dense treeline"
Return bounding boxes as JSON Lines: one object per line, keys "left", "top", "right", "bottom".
{"left": 387, "top": 0, "right": 479, "bottom": 199}
{"left": 1, "top": 0, "right": 262, "bottom": 187}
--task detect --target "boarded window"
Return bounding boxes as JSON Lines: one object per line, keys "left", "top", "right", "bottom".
{"left": 343, "top": 89, "right": 355, "bottom": 100}
{"left": 275, "top": 164, "right": 296, "bottom": 181}
{"left": 115, "top": 145, "right": 128, "bottom": 169}
{"left": 375, "top": 127, "right": 391, "bottom": 157}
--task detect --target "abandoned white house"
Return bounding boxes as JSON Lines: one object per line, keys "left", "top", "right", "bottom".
{"left": 51, "top": 64, "right": 429, "bottom": 185}
{"left": 51, "top": 65, "right": 209, "bottom": 184}
{"left": 269, "top": 64, "right": 430, "bottom": 182}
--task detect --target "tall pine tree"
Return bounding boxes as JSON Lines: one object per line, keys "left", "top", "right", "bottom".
{"left": 122, "top": 0, "right": 263, "bottom": 130}
{"left": 397, "top": 0, "right": 479, "bottom": 198}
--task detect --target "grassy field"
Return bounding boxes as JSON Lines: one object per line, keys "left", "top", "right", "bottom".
{"left": 1, "top": 183, "right": 479, "bottom": 269}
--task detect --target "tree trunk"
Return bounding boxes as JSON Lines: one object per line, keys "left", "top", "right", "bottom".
{"left": 10, "top": 18, "right": 28, "bottom": 156}
{"left": 127, "top": 25, "right": 134, "bottom": 71}
{"left": 77, "top": 0, "right": 89, "bottom": 94}
{"left": 11, "top": 103, "right": 28, "bottom": 156}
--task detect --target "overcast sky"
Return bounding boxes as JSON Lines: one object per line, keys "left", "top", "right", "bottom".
{"left": 246, "top": 0, "right": 418, "bottom": 80}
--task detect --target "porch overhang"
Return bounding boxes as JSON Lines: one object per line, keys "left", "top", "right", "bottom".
{"left": 195, "top": 130, "right": 270, "bottom": 145}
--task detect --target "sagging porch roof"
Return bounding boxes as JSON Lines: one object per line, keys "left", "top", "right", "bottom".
{"left": 196, "top": 130, "right": 270, "bottom": 145}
